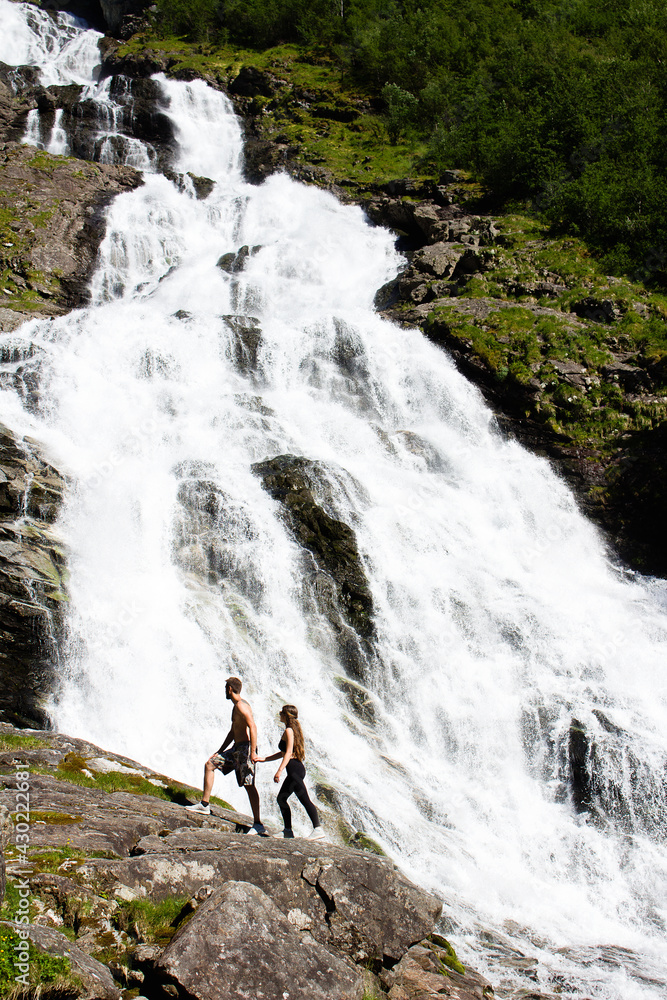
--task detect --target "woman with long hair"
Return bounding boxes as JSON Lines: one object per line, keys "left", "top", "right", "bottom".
{"left": 257, "top": 704, "right": 325, "bottom": 839}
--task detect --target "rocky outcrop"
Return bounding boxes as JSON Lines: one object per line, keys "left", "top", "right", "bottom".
{"left": 565, "top": 714, "right": 667, "bottom": 838}
{"left": 366, "top": 185, "right": 667, "bottom": 575}
{"left": 381, "top": 940, "right": 494, "bottom": 1000}
{"left": 252, "top": 455, "right": 375, "bottom": 679}
{"left": 0, "top": 425, "right": 67, "bottom": 726}
{"left": 0, "top": 723, "right": 490, "bottom": 1000}
{"left": 0, "top": 57, "right": 145, "bottom": 317}
{"left": 0, "top": 140, "right": 141, "bottom": 315}
{"left": 95, "top": 828, "right": 441, "bottom": 965}
{"left": 66, "top": 76, "right": 176, "bottom": 171}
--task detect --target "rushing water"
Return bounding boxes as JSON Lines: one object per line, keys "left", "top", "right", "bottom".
{"left": 1, "top": 3, "right": 666, "bottom": 997}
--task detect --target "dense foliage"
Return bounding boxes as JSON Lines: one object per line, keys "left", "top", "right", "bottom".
{"left": 154, "top": 0, "right": 667, "bottom": 281}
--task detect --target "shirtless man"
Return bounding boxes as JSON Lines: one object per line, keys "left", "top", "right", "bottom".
{"left": 185, "top": 676, "right": 265, "bottom": 834}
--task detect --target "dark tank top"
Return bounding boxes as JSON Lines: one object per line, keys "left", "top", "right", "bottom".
{"left": 278, "top": 734, "right": 305, "bottom": 778}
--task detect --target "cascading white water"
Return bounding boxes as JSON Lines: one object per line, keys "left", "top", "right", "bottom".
{"left": 1, "top": 3, "right": 666, "bottom": 997}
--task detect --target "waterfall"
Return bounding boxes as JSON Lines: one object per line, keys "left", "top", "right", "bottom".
{"left": 1, "top": 3, "right": 666, "bottom": 998}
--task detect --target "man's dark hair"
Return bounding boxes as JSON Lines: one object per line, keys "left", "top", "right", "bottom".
{"left": 226, "top": 676, "right": 242, "bottom": 694}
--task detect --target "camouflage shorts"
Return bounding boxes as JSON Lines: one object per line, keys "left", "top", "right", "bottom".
{"left": 210, "top": 741, "right": 255, "bottom": 787}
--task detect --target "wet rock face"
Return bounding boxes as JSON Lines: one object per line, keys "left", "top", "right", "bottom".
{"left": 172, "top": 463, "right": 264, "bottom": 607}
{"left": 216, "top": 244, "right": 262, "bottom": 274}
{"left": 0, "top": 425, "right": 67, "bottom": 727}
{"left": 252, "top": 454, "right": 375, "bottom": 679}
{"left": 46, "top": 75, "right": 177, "bottom": 173}
{"left": 566, "top": 713, "right": 667, "bottom": 838}
{"left": 568, "top": 719, "right": 591, "bottom": 813}
{"left": 221, "top": 314, "right": 262, "bottom": 372}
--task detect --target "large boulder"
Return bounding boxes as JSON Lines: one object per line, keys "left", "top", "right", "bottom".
{"left": 154, "top": 880, "right": 363, "bottom": 1000}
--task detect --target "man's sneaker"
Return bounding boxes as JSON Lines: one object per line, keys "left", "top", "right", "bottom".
{"left": 185, "top": 802, "right": 210, "bottom": 815}
{"left": 246, "top": 822, "right": 266, "bottom": 836}
{"left": 273, "top": 828, "right": 294, "bottom": 839}
{"left": 308, "top": 826, "right": 326, "bottom": 840}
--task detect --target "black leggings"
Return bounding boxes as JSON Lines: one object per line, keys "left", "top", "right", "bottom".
{"left": 277, "top": 759, "right": 320, "bottom": 829}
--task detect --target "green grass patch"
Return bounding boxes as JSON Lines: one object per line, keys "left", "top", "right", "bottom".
{"left": 54, "top": 753, "right": 232, "bottom": 809}
{"left": 115, "top": 895, "right": 191, "bottom": 945}
{"left": 26, "top": 151, "right": 60, "bottom": 173}
{"left": 21, "top": 845, "right": 117, "bottom": 874}
{"left": 0, "top": 734, "right": 42, "bottom": 752}
{"left": 30, "top": 811, "right": 83, "bottom": 825}
{"left": 0, "top": 925, "right": 73, "bottom": 996}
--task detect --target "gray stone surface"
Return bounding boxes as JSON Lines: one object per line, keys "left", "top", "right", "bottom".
{"left": 155, "top": 880, "right": 363, "bottom": 1000}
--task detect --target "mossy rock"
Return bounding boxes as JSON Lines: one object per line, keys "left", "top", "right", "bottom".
{"left": 428, "top": 933, "right": 466, "bottom": 975}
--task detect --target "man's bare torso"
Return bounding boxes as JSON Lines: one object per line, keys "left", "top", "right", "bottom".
{"left": 231, "top": 700, "right": 252, "bottom": 743}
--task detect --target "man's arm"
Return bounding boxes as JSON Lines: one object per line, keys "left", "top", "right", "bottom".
{"left": 238, "top": 702, "right": 259, "bottom": 762}
{"left": 217, "top": 728, "right": 233, "bottom": 754}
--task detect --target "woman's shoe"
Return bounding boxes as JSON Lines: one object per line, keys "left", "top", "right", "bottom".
{"left": 273, "top": 828, "right": 294, "bottom": 838}
{"left": 246, "top": 822, "right": 267, "bottom": 836}
{"left": 308, "top": 826, "right": 326, "bottom": 840}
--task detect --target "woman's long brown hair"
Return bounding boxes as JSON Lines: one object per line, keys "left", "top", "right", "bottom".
{"left": 281, "top": 704, "right": 305, "bottom": 761}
